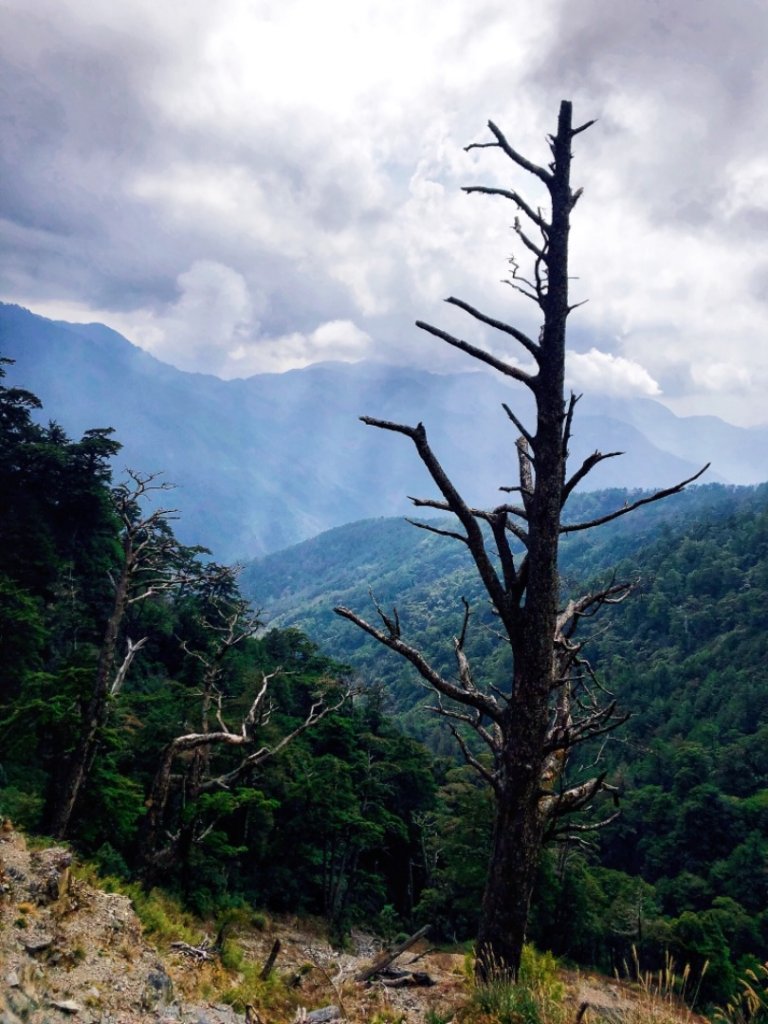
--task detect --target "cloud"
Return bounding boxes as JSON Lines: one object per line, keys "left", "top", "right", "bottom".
{"left": 227, "top": 319, "right": 374, "bottom": 375}
{"left": 95, "top": 261, "right": 373, "bottom": 375}
{"left": 125, "top": 261, "right": 258, "bottom": 374}
{"left": 2, "top": 0, "right": 768, "bottom": 424}
{"left": 567, "top": 348, "right": 661, "bottom": 397}
{"left": 690, "top": 361, "right": 752, "bottom": 394}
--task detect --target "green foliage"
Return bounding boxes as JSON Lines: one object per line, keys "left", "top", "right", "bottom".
{"left": 416, "top": 766, "right": 493, "bottom": 941}
{"left": 243, "top": 484, "right": 768, "bottom": 993}
{"left": 467, "top": 945, "right": 566, "bottom": 1024}
{"left": 4, "top": 355, "right": 768, "bottom": 1005}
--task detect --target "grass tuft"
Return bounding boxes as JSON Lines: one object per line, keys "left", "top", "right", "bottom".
{"left": 619, "top": 946, "right": 707, "bottom": 1024}
{"left": 463, "top": 945, "right": 567, "bottom": 1024}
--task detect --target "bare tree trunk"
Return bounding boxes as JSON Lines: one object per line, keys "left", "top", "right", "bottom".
{"left": 476, "top": 736, "right": 547, "bottom": 976}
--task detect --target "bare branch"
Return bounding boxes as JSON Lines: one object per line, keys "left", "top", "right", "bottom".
{"left": 571, "top": 119, "right": 597, "bottom": 137}
{"left": 562, "top": 392, "right": 580, "bottom": 462}
{"left": 415, "top": 321, "right": 536, "bottom": 388}
{"left": 110, "top": 636, "right": 148, "bottom": 696}
{"left": 557, "top": 580, "right": 636, "bottom": 637}
{"left": 514, "top": 220, "right": 546, "bottom": 261}
{"left": 405, "top": 518, "right": 468, "bottom": 545}
{"left": 445, "top": 296, "right": 540, "bottom": 359}
{"left": 202, "top": 688, "right": 352, "bottom": 792}
{"left": 449, "top": 723, "right": 501, "bottom": 794}
{"left": 370, "top": 590, "right": 401, "bottom": 639}
{"left": 334, "top": 605, "right": 503, "bottom": 722}
{"left": 461, "top": 186, "right": 549, "bottom": 237}
{"left": 474, "top": 120, "right": 553, "bottom": 185}
{"left": 562, "top": 464, "right": 710, "bottom": 534}
{"left": 362, "top": 418, "right": 509, "bottom": 620}
{"left": 502, "top": 402, "right": 535, "bottom": 448}
{"left": 489, "top": 514, "right": 518, "bottom": 590}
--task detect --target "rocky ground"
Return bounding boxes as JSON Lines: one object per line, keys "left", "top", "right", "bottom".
{"left": 0, "top": 824, "right": 466, "bottom": 1024}
{"left": 0, "top": 824, "right": 700, "bottom": 1024}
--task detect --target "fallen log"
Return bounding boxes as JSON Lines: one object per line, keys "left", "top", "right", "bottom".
{"left": 380, "top": 969, "right": 435, "bottom": 988}
{"left": 354, "top": 924, "right": 430, "bottom": 983}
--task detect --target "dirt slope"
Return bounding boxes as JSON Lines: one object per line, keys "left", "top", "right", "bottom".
{"left": 0, "top": 825, "right": 465, "bottom": 1023}
{"left": 0, "top": 824, "right": 701, "bottom": 1024}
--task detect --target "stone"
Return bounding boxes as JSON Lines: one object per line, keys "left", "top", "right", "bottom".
{"left": 0, "top": 1009, "right": 25, "bottom": 1024}
{"left": 141, "top": 966, "right": 174, "bottom": 1010}
{"left": 22, "top": 936, "right": 54, "bottom": 954}
{"left": 5, "top": 988, "right": 38, "bottom": 1018}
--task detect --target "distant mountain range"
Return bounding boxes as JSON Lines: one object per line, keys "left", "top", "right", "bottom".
{"left": 2, "top": 301, "right": 766, "bottom": 561}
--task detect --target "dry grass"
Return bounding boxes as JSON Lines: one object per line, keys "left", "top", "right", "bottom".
{"left": 714, "top": 962, "right": 768, "bottom": 1024}
{"left": 613, "top": 947, "right": 708, "bottom": 1024}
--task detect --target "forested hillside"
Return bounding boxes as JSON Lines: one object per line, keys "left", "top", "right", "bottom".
{"left": 0, "top": 359, "right": 436, "bottom": 939}
{"left": 240, "top": 485, "right": 762, "bottom": 726}
{"left": 2, "top": 358, "right": 768, "bottom": 1006}
{"left": 244, "top": 484, "right": 768, "bottom": 999}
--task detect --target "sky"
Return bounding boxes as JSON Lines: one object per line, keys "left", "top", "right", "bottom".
{"left": 2, "top": 0, "right": 768, "bottom": 426}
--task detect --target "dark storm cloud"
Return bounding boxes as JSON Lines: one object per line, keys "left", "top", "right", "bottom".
{"left": 0, "top": 7, "right": 184, "bottom": 307}
{"left": 0, "top": 1, "right": 390, "bottom": 333}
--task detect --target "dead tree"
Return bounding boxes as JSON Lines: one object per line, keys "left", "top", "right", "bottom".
{"left": 140, "top": 595, "right": 352, "bottom": 878}
{"left": 49, "top": 470, "right": 205, "bottom": 839}
{"left": 141, "top": 680, "right": 350, "bottom": 879}
{"left": 335, "top": 101, "right": 707, "bottom": 980}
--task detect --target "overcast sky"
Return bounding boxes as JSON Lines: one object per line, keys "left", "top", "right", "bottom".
{"left": 2, "top": 0, "right": 768, "bottom": 425}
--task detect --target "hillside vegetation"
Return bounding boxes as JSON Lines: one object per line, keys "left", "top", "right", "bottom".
{"left": 243, "top": 484, "right": 768, "bottom": 1002}
{"left": 2, "top": 358, "right": 768, "bottom": 1011}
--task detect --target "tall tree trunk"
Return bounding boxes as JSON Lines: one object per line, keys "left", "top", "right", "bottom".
{"left": 474, "top": 102, "right": 574, "bottom": 979}
{"left": 48, "top": 552, "right": 131, "bottom": 838}
{"left": 476, "top": 776, "right": 543, "bottom": 976}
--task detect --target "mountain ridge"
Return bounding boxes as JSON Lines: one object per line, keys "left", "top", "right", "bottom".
{"left": 2, "top": 301, "right": 764, "bottom": 561}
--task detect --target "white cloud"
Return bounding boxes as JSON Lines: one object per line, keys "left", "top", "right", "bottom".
{"left": 690, "top": 361, "right": 752, "bottom": 393}
{"left": 226, "top": 319, "right": 373, "bottom": 375}
{"left": 566, "top": 348, "right": 661, "bottom": 397}
{"left": 124, "top": 260, "right": 258, "bottom": 374}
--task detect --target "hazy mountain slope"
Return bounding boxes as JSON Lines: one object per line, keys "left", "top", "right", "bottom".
{"left": 2, "top": 302, "right": 762, "bottom": 561}
{"left": 584, "top": 393, "right": 768, "bottom": 485}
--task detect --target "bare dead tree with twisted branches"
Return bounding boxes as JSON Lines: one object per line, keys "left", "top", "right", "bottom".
{"left": 335, "top": 101, "right": 707, "bottom": 980}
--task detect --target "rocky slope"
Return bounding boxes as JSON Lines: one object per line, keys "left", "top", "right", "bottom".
{"left": 0, "top": 824, "right": 700, "bottom": 1024}
{"left": 0, "top": 825, "right": 465, "bottom": 1024}
{"left": 0, "top": 825, "right": 181, "bottom": 1024}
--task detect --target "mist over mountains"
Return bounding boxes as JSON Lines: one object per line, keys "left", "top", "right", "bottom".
{"left": 2, "top": 302, "right": 766, "bottom": 562}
